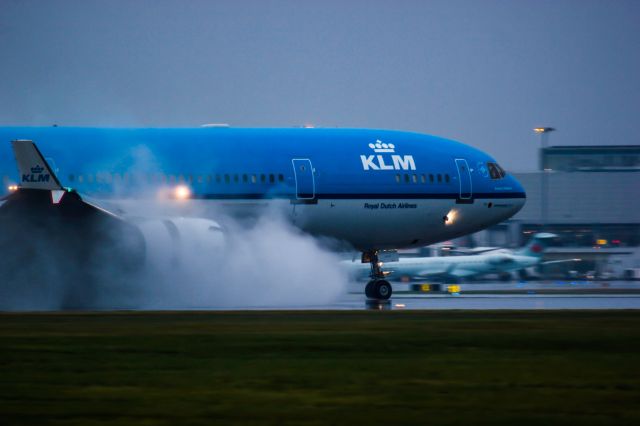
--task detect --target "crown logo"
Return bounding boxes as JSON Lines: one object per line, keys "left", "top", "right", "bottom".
{"left": 369, "top": 140, "right": 395, "bottom": 153}
{"left": 31, "top": 165, "right": 44, "bottom": 174}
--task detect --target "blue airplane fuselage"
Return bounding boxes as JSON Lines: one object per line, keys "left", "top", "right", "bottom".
{"left": 0, "top": 127, "right": 526, "bottom": 250}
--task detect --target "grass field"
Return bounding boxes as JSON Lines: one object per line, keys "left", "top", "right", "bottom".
{"left": 1, "top": 310, "right": 639, "bottom": 425}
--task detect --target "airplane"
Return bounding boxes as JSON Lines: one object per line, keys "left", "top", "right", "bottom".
{"left": 344, "top": 233, "right": 579, "bottom": 283}
{"left": 0, "top": 127, "right": 526, "bottom": 299}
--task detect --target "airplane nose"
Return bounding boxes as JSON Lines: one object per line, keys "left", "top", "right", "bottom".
{"left": 510, "top": 175, "right": 526, "bottom": 215}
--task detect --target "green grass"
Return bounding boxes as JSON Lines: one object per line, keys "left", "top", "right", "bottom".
{"left": 1, "top": 311, "right": 639, "bottom": 425}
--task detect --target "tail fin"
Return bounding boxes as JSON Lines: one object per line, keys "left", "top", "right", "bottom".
{"left": 11, "top": 140, "right": 62, "bottom": 191}
{"left": 516, "top": 233, "right": 557, "bottom": 258}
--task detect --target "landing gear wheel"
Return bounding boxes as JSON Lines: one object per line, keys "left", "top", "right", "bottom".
{"left": 365, "top": 280, "right": 392, "bottom": 300}
{"left": 374, "top": 280, "right": 392, "bottom": 300}
{"left": 365, "top": 280, "right": 375, "bottom": 298}
{"left": 362, "top": 250, "right": 392, "bottom": 300}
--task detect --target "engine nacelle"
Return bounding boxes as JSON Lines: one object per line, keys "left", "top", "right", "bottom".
{"left": 134, "top": 217, "right": 226, "bottom": 268}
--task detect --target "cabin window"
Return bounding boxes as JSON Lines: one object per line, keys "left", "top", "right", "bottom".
{"left": 251, "top": 174, "right": 257, "bottom": 184}
{"left": 269, "top": 174, "right": 275, "bottom": 183}
{"left": 78, "top": 175, "right": 84, "bottom": 183}
{"left": 233, "top": 174, "right": 239, "bottom": 183}
{"left": 206, "top": 175, "right": 212, "bottom": 183}
{"left": 404, "top": 174, "right": 410, "bottom": 183}
{"left": 445, "top": 174, "right": 450, "bottom": 183}
{"left": 260, "top": 174, "right": 266, "bottom": 183}
{"left": 215, "top": 174, "right": 221, "bottom": 184}
{"left": 197, "top": 175, "right": 203, "bottom": 184}
{"left": 429, "top": 174, "right": 434, "bottom": 183}
{"left": 412, "top": 174, "right": 418, "bottom": 183}
{"left": 224, "top": 174, "right": 230, "bottom": 184}
{"left": 437, "top": 174, "right": 442, "bottom": 183}
{"left": 421, "top": 174, "right": 426, "bottom": 184}
{"left": 242, "top": 174, "right": 248, "bottom": 183}
{"left": 278, "top": 174, "right": 284, "bottom": 183}
{"left": 395, "top": 174, "right": 401, "bottom": 183}
{"left": 68, "top": 174, "right": 75, "bottom": 182}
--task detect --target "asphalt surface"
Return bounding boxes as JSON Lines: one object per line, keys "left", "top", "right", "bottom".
{"left": 183, "top": 281, "right": 640, "bottom": 311}
{"left": 3, "top": 280, "right": 639, "bottom": 312}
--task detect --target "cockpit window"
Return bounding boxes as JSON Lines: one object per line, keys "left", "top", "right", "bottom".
{"left": 487, "top": 162, "right": 506, "bottom": 179}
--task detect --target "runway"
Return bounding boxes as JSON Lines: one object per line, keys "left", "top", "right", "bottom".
{"left": 208, "top": 280, "right": 640, "bottom": 311}
{"left": 315, "top": 280, "right": 640, "bottom": 311}
{"left": 362, "top": 294, "right": 640, "bottom": 310}
{"left": 3, "top": 280, "right": 639, "bottom": 312}
{"left": 225, "top": 293, "right": 640, "bottom": 311}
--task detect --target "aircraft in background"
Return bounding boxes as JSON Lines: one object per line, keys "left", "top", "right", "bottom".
{"left": 0, "top": 127, "right": 526, "bottom": 299}
{"left": 345, "top": 233, "right": 579, "bottom": 283}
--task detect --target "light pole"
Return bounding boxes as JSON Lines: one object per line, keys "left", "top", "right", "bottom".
{"left": 534, "top": 127, "right": 555, "bottom": 278}
{"left": 533, "top": 127, "right": 555, "bottom": 232}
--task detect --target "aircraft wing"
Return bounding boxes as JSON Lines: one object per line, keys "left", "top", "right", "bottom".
{"left": 408, "top": 265, "right": 476, "bottom": 281}
{"left": 448, "top": 269, "right": 478, "bottom": 278}
{"left": 542, "top": 259, "right": 582, "bottom": 265}
{"left": 410, "top": 262, "right": 461, "bottom": 279}
{"left": 450, "top": 247, "right": 500, "bottom": 255}
{"left": 412, "top": 268, "right": 447, "bottom": 279}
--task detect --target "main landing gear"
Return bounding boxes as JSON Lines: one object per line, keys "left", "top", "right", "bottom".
{"left": 362, "top": 251, "right": 393, "bottom": 300}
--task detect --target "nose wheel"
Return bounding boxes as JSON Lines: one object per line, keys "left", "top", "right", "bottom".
{"left": 362, "top": 250, "right": 393, "bottom": 300}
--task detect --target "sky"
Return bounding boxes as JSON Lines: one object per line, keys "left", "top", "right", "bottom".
{"left": 0, "top": 0, "right": 638, "bottom": 171}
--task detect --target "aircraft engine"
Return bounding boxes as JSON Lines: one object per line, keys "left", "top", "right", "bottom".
{"left": 133, "top": 217, "right": 226, "bottom": 268}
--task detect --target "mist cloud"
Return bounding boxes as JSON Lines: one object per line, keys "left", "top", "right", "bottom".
{"left": 0, "top": 202, "right": 350, "bottom": 311}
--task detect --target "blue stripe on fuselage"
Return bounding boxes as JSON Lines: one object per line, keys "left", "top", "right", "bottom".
{"left": 0, "top": 127, "right": 525, "bottom": 200}
{"left": 190, "top": 192, "right": 526, "bottom": 200}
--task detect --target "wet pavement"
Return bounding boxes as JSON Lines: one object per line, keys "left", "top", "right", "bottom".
{"left": 216, "top": 280, "right": 640, "bottom": 311}
{"left": 178, "top": 281, "right": 640, "bottom": 310}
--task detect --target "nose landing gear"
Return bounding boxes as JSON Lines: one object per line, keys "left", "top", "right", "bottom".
{"left": 362, "top": 250, "right": 393, "bottom": 300}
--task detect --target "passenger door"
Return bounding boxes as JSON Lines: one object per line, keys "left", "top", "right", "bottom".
{"left": 455, "top": 158, "right": 472, "bottom": 201}
{"left": 291, "top": 158, "right": 315, "bottom": 200}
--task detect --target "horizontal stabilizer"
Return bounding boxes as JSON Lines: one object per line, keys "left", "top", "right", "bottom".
{"left": 11, "top": 140, "right": 62, "bottom": 190}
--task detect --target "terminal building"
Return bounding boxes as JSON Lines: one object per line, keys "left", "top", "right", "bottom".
{"left": 474, "top": 145, "right": 640, "bottom": 279}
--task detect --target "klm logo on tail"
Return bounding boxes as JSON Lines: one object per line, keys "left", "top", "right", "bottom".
{"left": 22, "top": 165, "right": 51, "bottom": 183}
{"left": 361, "top": 140, "right": 416, "bottom": 171}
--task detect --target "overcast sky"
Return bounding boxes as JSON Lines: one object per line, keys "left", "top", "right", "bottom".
{"left": 1, "top": 0, "right": 638, "bottom": 170}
